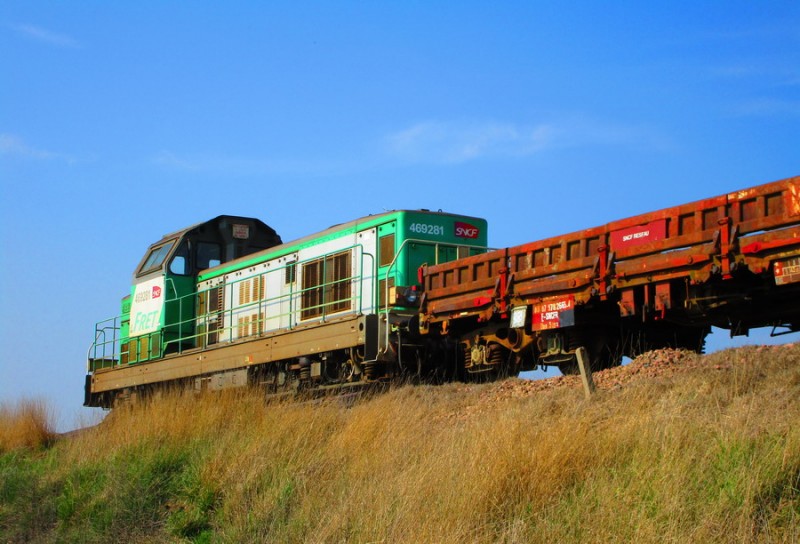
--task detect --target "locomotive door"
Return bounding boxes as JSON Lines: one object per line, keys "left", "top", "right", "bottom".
{"left": 279, "top": 255, "right": 298, "bottom": 329}
{"left": 376, "top": 221, "right": 397, "bottom": 311}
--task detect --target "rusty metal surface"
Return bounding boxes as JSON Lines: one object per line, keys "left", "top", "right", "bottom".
{"left": 423, "top": 249, "right": 508, "bottom": 317}
{"left": 420, "top": 175, "right": 800, "bottom": 326}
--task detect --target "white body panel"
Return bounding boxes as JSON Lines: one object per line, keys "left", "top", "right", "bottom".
{"left": 129, "top": 276, "right": 165, "bottom": 337}
{"left": 197, "top": 227, "right": 379, "bottom": 345}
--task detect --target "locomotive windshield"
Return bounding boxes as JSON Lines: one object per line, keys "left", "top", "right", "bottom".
{"left": 139, "top": 240, "right": 176, "bottom": 275}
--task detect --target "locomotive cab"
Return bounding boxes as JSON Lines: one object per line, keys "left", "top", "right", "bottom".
{"left": 120, "top": 216, "right": 282, "bottom": 365}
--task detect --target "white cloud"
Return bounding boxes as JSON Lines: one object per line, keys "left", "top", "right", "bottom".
{"left": 710, "top": 62, "right": 800, "bottom": 87}
{"left": 0, "top": 134, "right": 77, "bottom": 163}
{"left": 13, "top": 23, "right": 80, "bottom": 48}
{"left": 709, "top": 61, "right": 800, "bottom": 118}
{"left": 153, "top": 118, "right": 671, "bottom": 175}
{"left": 385, "top": 121, "right": 555, "bottom": 164}
{"left": 384, "top": 118, "right": 670, "bottom": 164}
{"left": 153, "top": 150, "right": 357, "bottom": 177}
{"left": 731, "top": 98, "right": 800, "bottom": 118}
{"left": 153, "top": 150, "right": 203, "bottom": 171}
{"left": 709, "top": 23, "right": 800, "bottom": 42}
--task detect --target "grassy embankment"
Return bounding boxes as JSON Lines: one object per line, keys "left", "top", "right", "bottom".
{"left": 1, "top": 344, "right": 799, "bottom": 543}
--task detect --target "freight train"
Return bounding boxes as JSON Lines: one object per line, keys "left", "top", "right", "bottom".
{"left": 85, "top": 175, "right": 800, "bottom": 408}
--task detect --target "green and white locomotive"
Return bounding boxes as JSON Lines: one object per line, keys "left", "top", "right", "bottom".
{"left": 86, "top": 210, "right": 488, "bottom": 407}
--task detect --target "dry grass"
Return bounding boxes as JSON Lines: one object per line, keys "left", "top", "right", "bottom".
{"left": 3, "top": 343, "right": 800, "bottom": 543}
{"left": 0, "top": 398, "right": 56, "bottom": 452}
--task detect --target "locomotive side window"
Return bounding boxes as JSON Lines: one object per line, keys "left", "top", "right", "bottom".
{"left": 301, "top": 250, "right": 352, "bottom": 319}
{"left": 169, "top": 242, "right": 190, "bottom": 275}
{"left": 139, "top": 240, "right": 176, "bottom": 275}
{"left": 170, "top": 256, "right": 186, "bottom": 275}
{"left": 197, "top": 242, "right": 222, "bottom": 270}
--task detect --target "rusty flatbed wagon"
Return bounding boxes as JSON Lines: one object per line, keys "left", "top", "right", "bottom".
{"left": 419, "top": 175, "right": 800, "bottom": 374}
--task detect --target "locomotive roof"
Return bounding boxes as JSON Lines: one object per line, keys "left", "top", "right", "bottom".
{"left": 133, "top": 214, "right": 283, "bottom": 281}
{"left": 196, "top": 208, "right": 483, "bottom": 282}
{"left": 153, "top": 214, "right": 277, "bottom": 244}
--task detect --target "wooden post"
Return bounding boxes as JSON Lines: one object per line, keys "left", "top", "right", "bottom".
{"left": 575, "top": 347, "right": 596, "bottom": 399}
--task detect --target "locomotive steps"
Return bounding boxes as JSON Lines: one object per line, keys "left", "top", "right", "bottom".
{"left": 2, "top": 342, "right": 799, "bottom": 542}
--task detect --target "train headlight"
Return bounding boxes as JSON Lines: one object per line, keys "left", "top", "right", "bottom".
{"left": 510, "top": 305, "right": 527, "bottom": 328}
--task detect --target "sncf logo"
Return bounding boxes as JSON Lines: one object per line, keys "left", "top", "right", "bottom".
{"left": 152, "top": 286, "right": 162, "bottom": 299}
{"left": 455, "top": 222, "right": 480, "bottom": 239}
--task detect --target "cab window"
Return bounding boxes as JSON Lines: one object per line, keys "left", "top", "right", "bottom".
{"left": 139, "top": 240, "right": 176, "bottom": 275}
{"left": 197, "top": 242, "right": 222, "bottom": 269}
{"left": 169, "top": 242, "right": 190, "bottom": 275}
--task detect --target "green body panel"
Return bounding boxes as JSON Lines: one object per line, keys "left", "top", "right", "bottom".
{"left": 163, "top": 275, "right": 197, "bottom": 352}
{"left": 393, "top": 211, "right": 488, "bottom": 290}
{"left": 119, "top": 295, "right": 131, "bottom": 365}
{"left": 119, "top": 274, "right": 197, "bottom": 364}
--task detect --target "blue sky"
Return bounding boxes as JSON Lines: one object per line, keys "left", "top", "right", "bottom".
{"left": 1, "top": 2, "right": 798, "bottom": 430}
